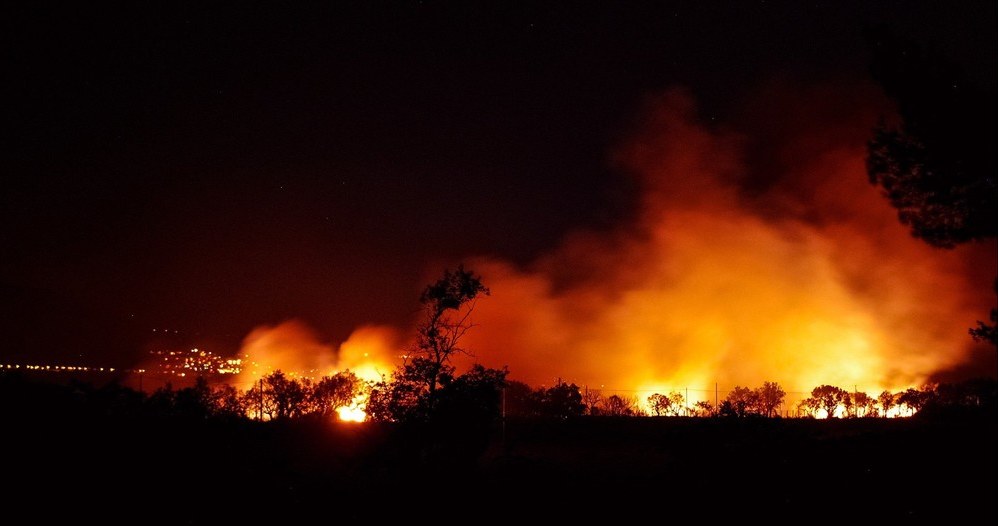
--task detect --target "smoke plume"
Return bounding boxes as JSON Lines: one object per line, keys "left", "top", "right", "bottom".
{"left": 453, "top": 84, "right": 995, "bottom": 401}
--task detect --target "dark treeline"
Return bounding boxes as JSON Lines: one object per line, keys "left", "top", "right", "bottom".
{"left": 3, "top": 369, "right": 995, "bottom": 524}
{"left": 3, "top": 369, "right": 995, "bottom": 424}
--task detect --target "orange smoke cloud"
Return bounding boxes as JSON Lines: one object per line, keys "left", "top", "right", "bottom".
{"left": 335, "top": 325, "right": 402, "bottom": 383}
{"left": 454, "top": 85, "right": 996, "bottom": 402}
{"left": 234, "top": 319, "right": 400, "bottom": 385}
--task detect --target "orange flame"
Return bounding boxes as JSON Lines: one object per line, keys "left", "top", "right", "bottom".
{"left": 228, "top": 84, "right": 994, "bottom": 414}
{"left": 336, "top": 404, "right": 367, "bottom": 422}
{"left": 450, "top": 85, "right": 995, "bottom": 405}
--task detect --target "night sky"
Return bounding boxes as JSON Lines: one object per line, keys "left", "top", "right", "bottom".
{"left": 3, "top": 1, "right": 995, "bottom": 369}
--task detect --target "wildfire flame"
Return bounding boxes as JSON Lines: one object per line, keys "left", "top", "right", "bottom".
{"left": 336, "top": 403, "right": 367, "bottom": 423}
{"left": 233, "top": 321, "right": 398, "bottom": 384}
{"left": 452, "top": 84, "right": 995, "bottom": 403}
{"left": 232, "top": 321, "right": 399, "bottom": 419}
{"left": 228, "top": 83, "right": 994, "bottom": 413}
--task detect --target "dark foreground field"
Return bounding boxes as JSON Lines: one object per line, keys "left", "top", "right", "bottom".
{"left": 6, "top": 406, "right": 995, "bottom": 525}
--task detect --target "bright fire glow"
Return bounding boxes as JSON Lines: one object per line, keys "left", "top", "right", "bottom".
{"left": 223, "top": 85, "right": 994, "bottom": 414}
{"left": 231, "top": 321, "right": 399, "bottom": 420}
{"left": 449, "top": 86, "right": 996, "bottom": 399}
{"left": 334, "top": 326, "right": 396, "bottom": 384}
{"left": 336, "top": 404, "right": 367, "bottom": 422}
{"left": 233, "top": 321, "right": 398, "bottom": 385}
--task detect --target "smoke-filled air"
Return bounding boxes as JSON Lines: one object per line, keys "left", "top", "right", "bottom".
{"left": 233, "top": 320, "right": 401, "bottom": 386}
{"left": 235, "top": 84, "right": 995, "bottom": 404}
{"left": 455, "top": 85, "right": 995, "bottom": 399}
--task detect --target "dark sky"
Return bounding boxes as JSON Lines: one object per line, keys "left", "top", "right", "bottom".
{"left": 2, "top": 1, "right": 995, "bottom": 367}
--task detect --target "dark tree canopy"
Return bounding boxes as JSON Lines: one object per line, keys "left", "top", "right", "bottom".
{"left": 808, "top": 385, "right": 849, "bottom": 419}
{"left": 865, "top": 26, "right": 996, "bottom": 248}
{"left": 413, "top": 265, "right": 490, "bottom": 396}
{"left": 865, "top": 27, "right": 997, "bottom": 351}
{"left": 969, "top": 279, "right": 998, "bottom": 347}
{"left": 420, "top": 265, "right": 491, "bottom": 313}
{"left": 366, "top": 265, "right": 498, "bottom": 423}
{"left": 413, "top": 266, "right": 489, "bottom": 374}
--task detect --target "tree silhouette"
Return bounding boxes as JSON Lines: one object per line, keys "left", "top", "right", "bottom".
{"left": 309, "top": 371, "right": 363, "bottom": 416}
{"left": 366, "top": 265, "right": 490, "bottom": 422}
{"left": 691, "top": 400, "right": 715, "bottom": 417}
{"left": 850, "top": 391, "right": 876, "bottom": 418}
{"left": 582, "top": 388, "right": 604, "bottom": 416}
{"left": 897, "top": 386, "right": 933, "bottom": 416}
{"left": 754, "top": 381, "right": 786, "bottom": 417}
{"left": 877, "top": 390, "right": 897, "bottom": 417}
{"left": 647, "top": 393, "right": 669, "bottom": 416}
{"left": 666, "top": 391, "right": 685, "bottom": 416}
{"left": 864, "top": 26, "right": 996, "bottom": 248}
{"left": 601, "top": 394, "right": 638, "bottom": 416}
{"left": 242, "top": 380, "right": 276, "bottom": 420}
{"left": 500, "top": 380, "right": 536, "bottom": 417}
{"left": 724, "top": 386, "right": 758, "bottom": 417}
{"left": 842, "top": 389, "right": 856, "bottom": 418}
{"left": 536, "top": 381, "right": 585, "bottom": 419}
{"left": 969, "top": 279, "right": 997, "bottom": 348}
{"left": 927, "top": 378, "right": 997, "bottom": 414}
{"left": 409, "top": 265, "right": 490, "bottom": 402}
{"left": 865, "top": 27, "right": 997, "bottom": 346}
{"left": 433, "top": 364, "right": 508, "bottom": 424}
{"left": 264, "top": 370, "right": 308, "bottom": 419}
{"left": 807, "top": 385, "right": 848, "bottom": 418}
{"left": 146, "top": 383, "right": 177, "bottom": 416}
{"left": 498, "top": 380, "right": 586, "bottom": 419}
{"left": 419, "top": 364, "right": 510, "bottom": 466}
{"left": 209, "top": 383, "right": 247, "bottom": 419}
{"left": 366, "top": 373, "right": 421, "bottom": 422}
{"left": 173, "top": 376, "right": 213, "bottom": 419}
{"left": 797, "top": 397, "right": 820, "bottom": 418}
{"left": 647, "top": 391, "right": 684, "bottom": 416}
{"left": 234, "top": 371, "right": 308, "bottom": 420}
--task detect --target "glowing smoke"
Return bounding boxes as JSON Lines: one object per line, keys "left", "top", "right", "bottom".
{"left": 452, "top": 84, "right": 995, "bottom": 401}
{"left": 230, "top": 83, "right": 995, "bottom": 407}
{"left": 234, "top": 319, "right": 399, "bottom": 385}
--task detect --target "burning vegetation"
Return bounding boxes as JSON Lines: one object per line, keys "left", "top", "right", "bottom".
{"left": 77, "top": 261, "right": 994, "bottom": 423}
{"left": 196, "top": 85, "right": 995, "bottom": 422}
